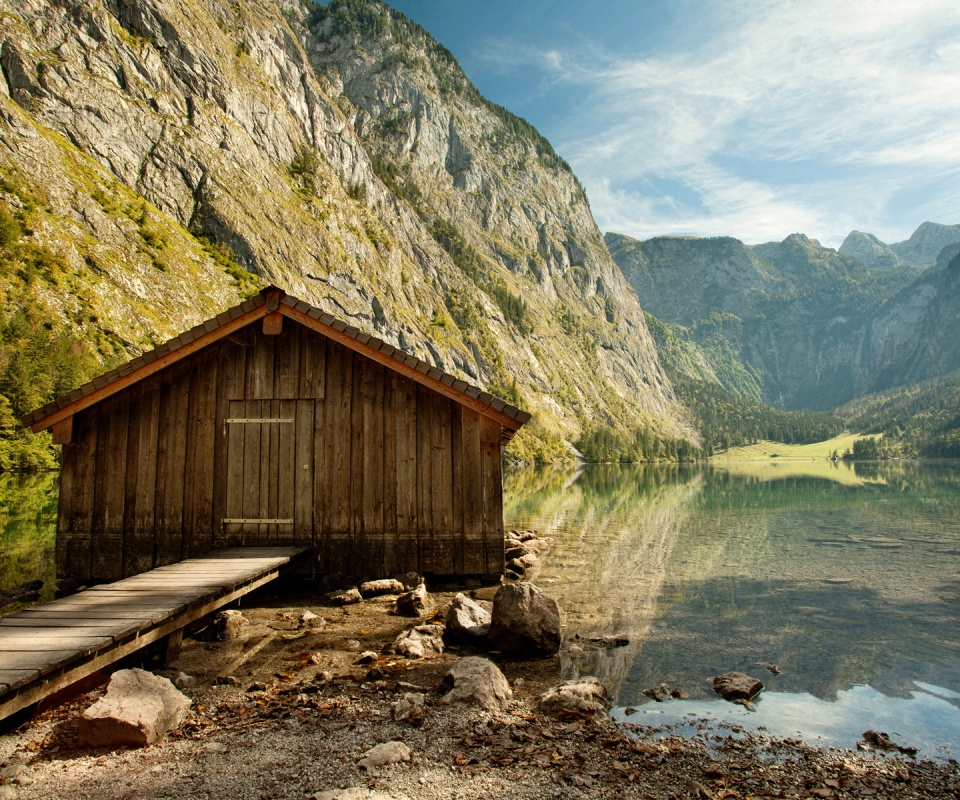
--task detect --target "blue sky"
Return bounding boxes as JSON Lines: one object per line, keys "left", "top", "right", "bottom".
{"left": 378, "top": 0, "right": 960, "bottom": 249}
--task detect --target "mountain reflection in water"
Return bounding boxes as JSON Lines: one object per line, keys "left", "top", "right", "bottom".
{"left": 503, "top": 461, "right": 960, "bottom": 756}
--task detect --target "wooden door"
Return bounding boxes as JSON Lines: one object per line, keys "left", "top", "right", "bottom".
{"left": 222, "top": 399, "right": 297, "bottom": 545}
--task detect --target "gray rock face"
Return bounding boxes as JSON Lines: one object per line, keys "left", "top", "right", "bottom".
{"left": 444, "top": 593, "right": 491, "bottom": 642}
{"left": 610, "top": 227, "right": 960, "bottom": 410}
{"left": 0, "top": 0, "right": 685, "bottom": 456}
{"left": 538, "top": 676, "right": 611, "bottom": 719}
{"left": 79, "top": 668, "right": 192, "bottom": 748}
{"left": 890, "top": 221, "right": 960, "bottom": 265}
{"left": 438, "top": 657, "right": 512, "bottom": 712}
{"left": 606, "top": 233, "right": 777, "bottom": 328}
{"left": 489, "top": 582, "right": 561, "bottom": 655}
{"left": 839, "top": 230, "right": 901, "bottom": 270}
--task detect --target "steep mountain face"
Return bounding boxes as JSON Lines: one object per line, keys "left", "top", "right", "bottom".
{"left": 608, "top": 230, "right": 945, "bottom": 410}
{"left": 0, "top": 0, "right": 685, "bottom": 460}
{"left": 838, "top": 231, "right": 901, "bottom": 270}
{"left": 861, "top": 245, "right": 960, "bottom": 391}
{"left": 839, "top": 222, "right": 960, "bottom": 270}
{"left": 890, "top": 222, "right": 960, "bottom": 265}
{"left": 604, "top": 233, "right": 777, "bottom": 327}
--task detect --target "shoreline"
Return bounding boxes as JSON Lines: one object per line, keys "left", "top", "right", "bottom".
{"left": 1, "top": 581, "right": 958, "bottom": 799}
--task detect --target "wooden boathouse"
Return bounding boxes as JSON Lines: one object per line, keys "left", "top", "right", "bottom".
{"left": 22, "top": 286, "right": 530, "bottom": 583}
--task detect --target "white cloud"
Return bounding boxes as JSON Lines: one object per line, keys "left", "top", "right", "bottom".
{"left": 491, "top": 0, "right": 960, "bottom": 246}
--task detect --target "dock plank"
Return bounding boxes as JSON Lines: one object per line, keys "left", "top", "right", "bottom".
{"left": 0, "top": 546, "right": 306, "bottom": 722}
{"left": 0, "top": 670, "right": 39, "bottom": 695}
{"left": 0, "top": 635, "right": 115, "bottom": 654}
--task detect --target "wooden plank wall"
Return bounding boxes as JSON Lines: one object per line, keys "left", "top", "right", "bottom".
{"left": 56, "top": 321, "right": 505, "bottom": 581}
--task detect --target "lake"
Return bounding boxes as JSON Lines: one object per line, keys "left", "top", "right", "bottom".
{"left": 3, "top": 462, "right": 959, "bottom": 758}
{"left": 504, "top": 460, "right": 960, "bottom": 759}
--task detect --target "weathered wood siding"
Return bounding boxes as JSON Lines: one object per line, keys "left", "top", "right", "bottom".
{"left": 56, "top": 321, "right": 504, "bottom": 581}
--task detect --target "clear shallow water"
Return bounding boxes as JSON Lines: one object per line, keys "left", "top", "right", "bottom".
{"left": 504, "top": 461, "right": 960, "bottom": 759}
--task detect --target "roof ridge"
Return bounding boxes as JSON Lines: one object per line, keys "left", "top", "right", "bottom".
{"left": 21, "top": 287, "right": 531, "bottom": 434}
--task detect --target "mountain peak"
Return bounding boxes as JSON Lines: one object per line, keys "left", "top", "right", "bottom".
{"left": 839, "top": 230, "right": 900, "bottom": 270}
{"left": 890, "top": 221, "right": 960, "bottom": 265}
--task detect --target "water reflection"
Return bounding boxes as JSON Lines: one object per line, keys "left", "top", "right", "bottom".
{"left": 504, "top": 461, "right": 960, "bottom": 755}
{"left": 0, "top": 472, "right": 58, "bottom": 615}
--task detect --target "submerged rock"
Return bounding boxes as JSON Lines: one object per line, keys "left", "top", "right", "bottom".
{"left": 709, "top": 672, "right": 764, "bottom": 702}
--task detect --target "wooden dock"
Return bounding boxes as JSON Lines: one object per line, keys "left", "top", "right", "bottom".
{"left": 0, "top": 547, "right": 306, "bottom": 723}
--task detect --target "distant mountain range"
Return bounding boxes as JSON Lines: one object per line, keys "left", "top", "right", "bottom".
{"left": 839, "top": 222, "right": 960, "bottom": 271}
{"left": 606, "top": 225, "right": 960, "bottom": 411}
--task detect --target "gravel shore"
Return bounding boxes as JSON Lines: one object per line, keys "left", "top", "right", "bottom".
{"left": 1, "top": 583, "right": 957, "bottom": 800}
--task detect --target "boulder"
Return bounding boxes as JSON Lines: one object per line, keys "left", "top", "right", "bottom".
{"left": 641, "top": 683, "right": 672, "bottom": 702}
{"left": 388, "top": 625, "right": 445, "bottom": 659}
{"left": 357, "top": 740, "right": 411, "bottom": 771}
{"left": 489, "top": 582, "right": 561, "bottom": 655}
{"left": 358, "top": 578, "right": 405, "bottom": 597}
{"left": 79, "top": 669, "right": 192, "bottom": 748}
{"left": 395, "top": 583, "right": 433, "bottom": 617}
{"left": 199, "top": 609, "right": 247, "bottom": 641}
{"left": 538, "top": 676, "right": 611, "bottom": 719}
{"left": 444, "top": 593, "right": 491, "bottom": 643}
{"left": 438, "top": 657, "right": 512, "bottom": 712}
{"left": 324, "top": 587, "right": 362, "bottom": 606}
{"left": 709, "top": 672, "right": 764, "bottom": 702}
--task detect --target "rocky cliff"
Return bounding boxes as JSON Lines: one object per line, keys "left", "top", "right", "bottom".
{"left": 608, "top": 229, "right": 960, "bottom": 410}
{"left": 0, "top": 0, "right": 685, "bottom": 460}
{"left": 839, "top": 221, "right": 960, "bottom": 270}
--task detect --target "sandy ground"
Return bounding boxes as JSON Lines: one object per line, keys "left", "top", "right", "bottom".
{"left": 0, "top": 578, "right": 958, "bottom": 800}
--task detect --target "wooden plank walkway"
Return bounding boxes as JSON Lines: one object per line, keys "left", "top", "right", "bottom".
{"left": 0, "top": 547, "right": 306, "bottom": 722}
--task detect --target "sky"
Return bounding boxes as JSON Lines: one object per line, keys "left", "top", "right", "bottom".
{"left": 378, "top": 0, "right": 960, "bottom": 249}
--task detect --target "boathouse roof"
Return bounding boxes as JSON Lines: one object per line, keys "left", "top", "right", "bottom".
{"left": 22, "top": 286, "right": 531, "bottom": 443}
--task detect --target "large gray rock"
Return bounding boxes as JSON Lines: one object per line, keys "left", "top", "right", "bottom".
{"left": 79, "top": 669, "right": 192, "bottom": 747}
{"left": 710, "top": 672, "right": 764, "bottom": 702}
{"left": 538, "top": 676, "right": 611, "bottom": 719}
{"left": 438, "top": 657, "right": 512, "bottom": 712}
{"left": 395, "top": 583, "right": 433, "bottom": 618}
{"left": 388, "top": 625, "right": 445, "bottom": 659}
{"left": 358, "top": 579, "right": 404, "bottom": 597}
{"left": 444, "top": 593, "right": 491, "bottom": 643}
{"left": 489, "top": 583, "right": 561, "bottom": 655}
{"left": 357, "top": 740, "right": 411, "bottom": 771}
